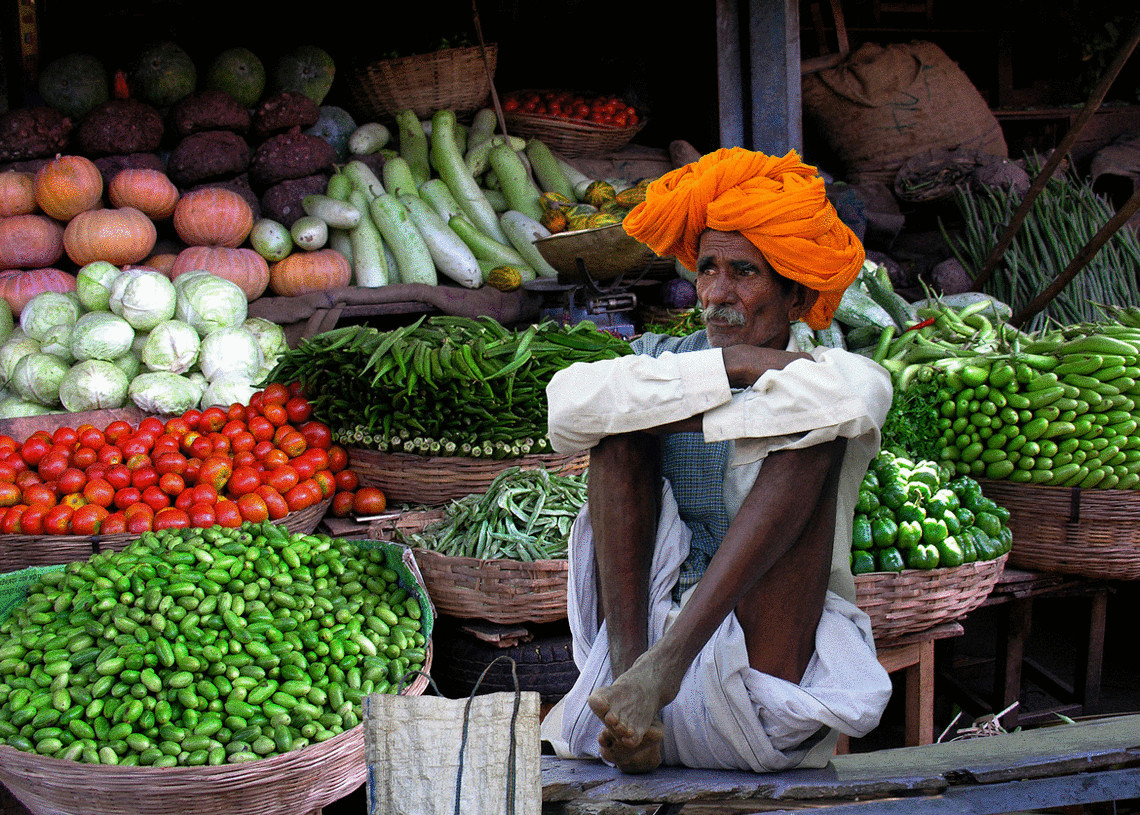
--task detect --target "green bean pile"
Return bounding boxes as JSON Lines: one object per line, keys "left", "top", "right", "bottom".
{"left": 397, "top": 467, "right": 587, "bottom": 560}
{"left": 267, "top": 316, "right": 631, "bottom": 457}
{"left": 943, "top": 161, "right": 1140, "bottom": 333}
{"left": 643, "top": 308, "right": 704, "bottom": 337}
{"left": 0, "top": 522, "right": 428, "bottom": 765}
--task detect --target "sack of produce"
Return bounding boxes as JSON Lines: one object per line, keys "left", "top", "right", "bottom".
{"left": 802, "top": 41, "right": 1007, "bottom": 185}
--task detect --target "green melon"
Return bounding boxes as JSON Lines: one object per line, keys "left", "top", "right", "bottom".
{"left": 129, "top": 40, "right": 197, "bottom": 107}
{"left": 205, "top": 47, "right": 266, "bottom": 108}
{"left": 37, "top": 53, "right": 109, "bottom": 119}
{"left": 272, "top": 45, "right": 335, "bottom": 106}
{"left": 305, "top": 105, "right": 357, "bottom": 160}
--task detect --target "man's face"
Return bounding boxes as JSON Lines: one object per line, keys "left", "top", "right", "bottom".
{"left": 694, "top": 230, "right": 816, "bottom": 349}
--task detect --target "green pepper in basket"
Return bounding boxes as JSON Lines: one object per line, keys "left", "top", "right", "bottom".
{"left": 896, "top": 503, "right": 926, "bottom": 525}
{"left": 957, "top": 530, "right": 978, "bottom": 563}
{"left": 855, "top": 488, "right": 880, "bottom": 514}
{"left": 941, "top": 508, "right": 962, "bottom": 536}
{"left": 922, "top": 516, "right": 948, "bottom": 546}
{"left": 871, "top": 516, "right": 899, "bottom": 549}
{"left": 897, "top": 519, "right": 923, "bottom": 551}
{"left": 852, "top": 514, "right": 874, "bottom": 550}
{"left": 966, "top": 527, "right": 1001, "bottom": 561}
{"left": 875, "top": 547, "right": 906, "bottom": 573}
{"left": 851, "top": 549, "right": 876, "bottom": 575}
{"left": 935, "top": 535, "right": 965, "bottom": 568}
{"left": 905, "top": 543, "right": 940, "bottom": 570}
{"left": 974, "top": 510, "right": 1004, "bottom": 539}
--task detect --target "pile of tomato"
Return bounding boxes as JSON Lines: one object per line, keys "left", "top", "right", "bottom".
{"left": 502, "top": 90, "right": 640, "bottom": 128}
{"left": 0, "top": 382, "right": 386, "bottom": 537}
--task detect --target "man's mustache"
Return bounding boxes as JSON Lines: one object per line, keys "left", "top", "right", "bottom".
{"left": 702, "top": 304, "right": 747, "bottom": 326}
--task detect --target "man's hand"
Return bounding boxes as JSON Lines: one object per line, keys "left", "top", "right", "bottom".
{"left": 720, "top": 344, "right": 813, "bottom": 390}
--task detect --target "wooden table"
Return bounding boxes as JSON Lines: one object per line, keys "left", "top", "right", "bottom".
{"left": 836, "top": 621, "right": 963, "bottom": 753}
{"left": 939, "top": 567, "right": 1111, "bottom": 728}
{"left": 542, "top": 713, "right": 1140, "bottom": 814}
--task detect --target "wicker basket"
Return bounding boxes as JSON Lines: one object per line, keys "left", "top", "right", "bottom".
{"left": 977, "top": 479, "right": 1140, "bottom": 581}
{"left": 348, "top": 448, "right": 589, "bottom": 506}
{"left": 371, "top": 508, "right": 569, "bottom": 624}
{"left": 855, "top": 554, "right": 1008, "bottom": 642}
{"left": 0, "top": 496, "right": 332, "bottom": 571}
{"left": 504, "top": 111, "right": 644, "bottom": 157}
{"left": 346, "top": 44, "right": 498, "bottom": 120}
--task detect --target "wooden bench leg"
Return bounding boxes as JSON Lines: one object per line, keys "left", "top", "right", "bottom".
{"left": 995, "top": 597, "right": 1033, "bottom": 728}
{"left": 1075, "top": 589, "right": 1108, "bottom": 715}
{"left": 904, "top": 638, "right": 935, "bottom": 746}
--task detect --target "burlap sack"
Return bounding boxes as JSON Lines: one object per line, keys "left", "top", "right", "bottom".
{"left": 803, "top": 41, "right": 1007, "bottom": 185}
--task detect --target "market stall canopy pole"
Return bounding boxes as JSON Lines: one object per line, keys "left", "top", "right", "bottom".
{"left": 1009, "top": 184, "right": 1140, "bottom": 329}
{"left": 970, "top": 14, "right": 1140, "bottom": 292}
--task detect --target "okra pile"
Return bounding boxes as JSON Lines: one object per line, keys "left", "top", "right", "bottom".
{"left": 0, "top": 522, "right": 428, "bottom": 765}
{"left": 851, "top": 450, "right": 1012, "bottom": 574}
{"left": 932, "top": 322, "right": 1140, "bottom": 489}
{"left": 266, "top": 315, "right": 631, "bottom": 458}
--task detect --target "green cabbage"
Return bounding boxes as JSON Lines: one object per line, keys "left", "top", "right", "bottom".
{"left": 109, "top": 269, "right": 178, "bottom": 331}
{"left": 71, "top": 312, "right": 136, "bottom": 362}
{"left": 0, "top": 332, "right": 41, "bottom": 383}
{"left": 200, "top": 374, "right": 257, "bottom": 409}
{"left": 58, "top": 359, "right": 130, "bottom": 412}
{"left": 129, "top": 371, "right": 205, "bottom": 415}
{"left": 142, "top": 320, "right": 200, "bottom": 374}
{"left": 174, "top": 272, "right": 248, "bottom": 335}
{"left": 198, "top": 326, "right": 262, "bottom": 381}
{"left": 19, "top": 292, "right": 80, "bottom": 342}
{"left": 75, "top": 260, "right": 121, "bottom": 312}
{"left": 11, "top": 352, "right": 69, "bottom": 407}
{"left": 243, "top": 317, "right": 288, "bottom": 379}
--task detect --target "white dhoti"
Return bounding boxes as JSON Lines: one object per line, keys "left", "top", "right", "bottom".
{"left": 540, "top": 482, "right": 893, "bottom": 772}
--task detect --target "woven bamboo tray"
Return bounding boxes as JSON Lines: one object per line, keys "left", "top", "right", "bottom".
{"left": 370, "top": 508, "right": 569, "bottom": 624}
{"left": 0, "top": 496, "right": 332, "bottom": 571}
{"left": 348, "top": 448, "right": 589, "bottom": 506}
{"left": 976, "top": 479, "right": 1140, "bottom": 580}
{"left": 346, "top": 44, "right": 498, "bottom": 120}
{"left": 503, "top": 111, "right": 644, "bottom": 157}
{"left": 855, "top": 554, "right": 1007, "bottom": 641}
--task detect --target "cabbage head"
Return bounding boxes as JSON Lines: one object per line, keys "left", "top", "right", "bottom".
{"left": 20, "top": 292, "right": 80, "bottom": 342}
{"left": 109, "top": 269, "right": 178, "bottom": 331}
{"left": 12, "top": 352, "right": 69, "bottom": 407}
{"left": 0, "top": 396, "right": 54, "bottom": 418}
{"left": 174, "top": 272, "right": 248, "bottom": 335}
{"left": 71, "top": 312, "right": 136, "bottom": 362}
{"left": 40, "top": 323, "right": 74, "bottom": 363}
{"left": 129, "top": 371, "right": 204, "bottom": 415}
{"left": 200, "top": 374, "right": 257, "bottom": 409}
{"left": 198, "top": 326, "right": 262, "bottom": 382}
{"left": 0, "top": 332, "right": 41, "bottom": 383}
{"left": 243, "top": 317, "right": 288, "bottom": 379}
{"left": 58, "top": 359, "right": 129, "bottom": 412}
{"left": 76, "top": 261, "right": 121, "bottom": 312}
{"left": 113, "top": 351, "right": 141, "bottom": 381}
{"left": 142, "top": 320, "right": 200, "bottom": 374}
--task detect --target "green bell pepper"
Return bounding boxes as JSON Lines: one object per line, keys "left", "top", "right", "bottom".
{"left": 958, "top": 530, "right": 978, "bottom": 563}
{"left": 875, "top": 546, "right": 905, "bottom": 573}
{"left": 852, "top": 514, "right": 874, "bottom": 550}
{"left": 871, "top": 517, "right": 899, "bottom": 549}
{"left": 855, "top": 489, "right": 880, "bottom": 514}
{"left": 896, "top": 503, "right": 926, "bottom": 524}
{"left": 935, "top": 535, "right": 965, "bottom": 568}
{"left": 942, "top": 508, "right": 962, "bottom": 536}
{"left": 905, "top": 543, "right": 940, "bottom": 570}
{"left": 974, "top": 510, "right": 1004, "bottom": 539}
{"left": 921, "top": 516, "right": 948, "bottom": 546}
{"left": 896, "top": 519, "right": 923, "bottom": 551}
{"left": 850, "top": 550, "right": 876, "bottom": 575}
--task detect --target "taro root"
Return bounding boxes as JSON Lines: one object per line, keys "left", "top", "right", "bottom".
{"left": 169, "top": 89, "right": 251, "bottom": 138}
{"left": 75, "top": 99, "right": 163, "bottom": 156}
{"left": 248, "top": 129, "right": 335, "bottom": 189}
{"left": 0, "top": 107, "right": 73, "bottom": 162}
{"left": 167, "top": 130, "right": 252, "bottom": 187}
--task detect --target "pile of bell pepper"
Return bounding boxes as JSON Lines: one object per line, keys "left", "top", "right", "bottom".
{"left": 851, "top": 449, "right": 1013, "bottom": 575}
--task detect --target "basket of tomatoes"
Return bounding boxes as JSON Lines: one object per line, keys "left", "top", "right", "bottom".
{"left": 0, "top": 382, "right": 366, "bottom": 572}
{"left": 502, "top": 90, "right": 645, "bottom": 156}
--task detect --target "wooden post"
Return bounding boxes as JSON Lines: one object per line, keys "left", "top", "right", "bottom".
{"left": 715, "top": 0, "right": 745, "bottom": 148}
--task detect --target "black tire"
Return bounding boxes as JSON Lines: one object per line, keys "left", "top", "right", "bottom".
{"left": 432, "top": 622, "right": 579, "bottom": 703}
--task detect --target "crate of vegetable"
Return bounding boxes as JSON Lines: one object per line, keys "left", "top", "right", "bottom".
{"left": 0, "top": 521, "right": 432, "bottom": 815}
{"left": 851, "top": 450, "right": 1010, "bottom": 641}
{"left": 376, "top": 466, "right": 586, "bottom": 624}
{"left": 267, "top": 316, "right": 627, "bottom": 505}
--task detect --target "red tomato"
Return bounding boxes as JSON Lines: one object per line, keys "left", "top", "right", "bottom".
{"left": 14, "top": 470, "right": 40, "bottom": 490}
{"left": 125, "top": 453, "right": 152, "bottom": 472}
{"left": 126, "top": 512, "right": 153, "bottom": 534}
{"left": 51, "top": 427, "right": 78, "bottom": 448}
{"left": 2, "top": 505, "right": 26, "bottom": 534}
{"left": 78, "top": 427, "right": 105, "bottom": 451}
{"left": 22, "top": 483, "right": 57, "bottom": 508}
{"left": 113, "top": 487, "right": 142, "bottom": 511}
{"left": 104, "top": 464, "right": 132, "bottom": 490}
{"left": 264, "top": 465, "right": 299, "bottom": 495}
{"left": 247, "top": 391, "right": 266, "bottom": 414}
{"left": 187, "top": 502, "right": 217, "bottom": 528}
{"left": 131, "top": 467, "right": 159, "bottom": 491}
{"left": 43, "top": 504, "right": 73, "bottom": 535}
{"left": 261, "top": 403, "right": 288, "bottom": 427}
{"left": 209, "top": 434, "right": 231, "bottom": 456}
{"left": 72, "top": 447, "right": 97, "bottom": 469}
{"left": 164, "top": 417, "right": 192, "bottom": 437}
{"left": 152, "top": 436, "right": 180, "bottom": 457}
{"left": 227, "top": 466, "right": 261, "bottom": 497}
{"left": 180, "top": 409, "right": 202, "bottom": 431}
{"left": 0, "top": 483, "right": 20, "bottom": 507}
{"left": 37, "top": 451, "right": 70, "bottom": 481}
{"left": 248, "top": 417, "right": 275, "bottom": 443}
{"left": 298, "top": 447, "right": 330, "bottom": 473}
{"left": 190, "top": 484, "right": 218, "bottom": 506}
{"left": 153, "top": 507, "right": 190, "bottom": 530}
{"left": 174, "top": 488, "right": 195, "bottom": 512}
{"left": 190, "top": 435, "right": 214, "bottom": 460}
{"left": 199, "top": 407, "right": 228, "bottom": 433}
{"left": 263, "top": 449, "right": 289, "bottom": 469}
{"left": 120, "top": 435, "right": 152, "bottom": 458}
{"left": 352, "top": 487, "right": 387, "bottom": 515}
{"left": 236, "top": 493, "right": 269, "bottom": 523}
{"left": 220, "top": 420, "right": 246, "bottom": 440}
{"left": 0, "top": 435, "right": 16, "bottom": 455}
{"left": 232, "top": 451, "right": 257, "bottom": 469}
{"left": 214, "top": 500, "right": 242, "bottom": 528}
{"left": 298, "top": 421, "right": 332, "bottom": 451}
{"left": 290, "top": 456, "right": 317, "bottom": 480}
{"left": 138, "top": 417, "right": 164, "bottom": 437}
{"left": 327, "top": 445, "right": 348, "bottom": 473}
{"left": 57, "top": 468, "right": 87, "bottom": 495}
{"left": 123, "top": 501, "right": 153, "bottom": 521}
{"left": 331, "top": 492, "right": 355, "bottom": 518}
{"left": 254, "top": 485, "right": 290, "bottom": 520}
{"left": 284, "top": 482, "right": 319, "bottom": 512}
{"left": 312, "top": 470, "right": 336, "bottom": 499}
{"left": 226, "top": 403, "right": 247, "bottom": 424}
{"left": 71, "top": 504, "right": 109, "bottom": 535}
{"left": 85, "top": 463, "right": 108, "bottom": 481}
{"left": 101, "top": 512, "right": 127, "bottom": 535}
{"left": 0, "top": 460, "right": 16, "bottom": 483}
{"left": 19, "top": 436, "right": 51, "bottom": 467}
{"left": 3, "top": 453, "right": 26, "bottom": 474}
{"left": 277, "top": 431, "right": 307, "bottom": 459}
{"left": 230, "top": 431, "right": 256, "bottom": 455}
{"left": 155, "top": 452, "right": 187, "bottom": 476}
{"left": 252, "top": 440, "right": 276, "bottom": 460}
{"left": 262, "top": 383, "right": 289, "bottom": 406}
{"left": 334, "top": 469, "right": 359, "bottom": 493}
{"left": 197, "top": 457, "right": 233, "bottom": 492}
{"left": 97, "top": 445, "right": 124, "bottom": 466}
{"left": 20, "top": 504, "right": 47, "bottom": 534}
{"left": 183, "top": 457, "right": 201, "bottom": 484}
{"left": 158, "top": 472, "right": 185, "bottom": 497}
{"left": 141, "top": 485, "right": 171, "bottom": 511}
{"left": 82, "top": 478, "right": 115, "bottom": 508}
{"left": 285, "top": 397, "right": 312, "bottom": 425}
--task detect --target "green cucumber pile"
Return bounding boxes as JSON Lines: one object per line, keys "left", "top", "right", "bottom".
{"left": 396, "top": 466, "right": 587, "bottom": 561}
{"left": 0, "top": 522, "right": 428, "bottom": 765}
{"left": 267, "top": 315, "right": 631, "bottom": 458}
{"left": 930, "top": 321, "right": 1140, "bottom": 488}
{"left": 852, "top": 450, "right": 1012, "bottom": 574}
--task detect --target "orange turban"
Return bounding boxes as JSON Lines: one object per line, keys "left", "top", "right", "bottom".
{"left": 622, "top": 147, "right": 864, "bottom": 330}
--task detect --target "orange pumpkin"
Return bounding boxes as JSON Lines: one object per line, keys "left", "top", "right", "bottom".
{"left": 173, "top": 187, "right": 254, "bottom": 248}
{"left": 0, "top": 268, "right": 77, "bottom": 316}
{"left": 0, "top": 171, "right": 37, "bottom": 217}
{"left": 171, "top": 246, "right": 270, "bottom": 301}
{"left": 63, "top": 206, "right": 157, "bottom": 266}
{"left": 108, "top": 169, "right": 180, "bottom": 220}
{"left": 0, "top": 214, "right": 65, "bottom": 269}
{"left": 269, "top": 249, "right": 351, "bottom": 297}
{"left": 34, "top": 155, "right": 104, "bottom": 221}
{"left": 125, "top": 253, "right": 179, "bottom": 277}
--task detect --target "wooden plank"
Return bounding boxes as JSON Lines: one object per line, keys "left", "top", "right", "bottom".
{"left": 747, "top": 0, "right": 802, "bottom": 154}
{"left": 542, "top": 714, "right": 1140, "bottom": 808}
{"left": 715, "top": 0, "right": 745, "bottom": 148}
{"left": 904, "top": 638, "right": 935, "bottom": 746}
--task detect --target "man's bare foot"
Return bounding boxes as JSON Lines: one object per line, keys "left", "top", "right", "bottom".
{"left": 599, "top": 717, "right": 664, "bottom": 773}
{"left": 587, "top": 650, "right": 681, "bottom": 765}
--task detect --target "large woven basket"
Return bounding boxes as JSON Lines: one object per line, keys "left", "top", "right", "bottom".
{"left": 504, "top": 111, "right": 644, "bottom": 157}
{"left": 977, "top": 479, "right": 1140, "bottom": 580}
{"left": 348, "top": 448, "right": 589, "bottom": 506}
{"left": 0, "top": 496, "right": 332, "bottom": 572}
{"left": 371, "top": 507, "right": 569, "bottom": 624}
{"left": 855, "top": 554, "right": 1008, "bottom": 642}
{"left": 346, "top": 44, "right": 497, "bottom": 120}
